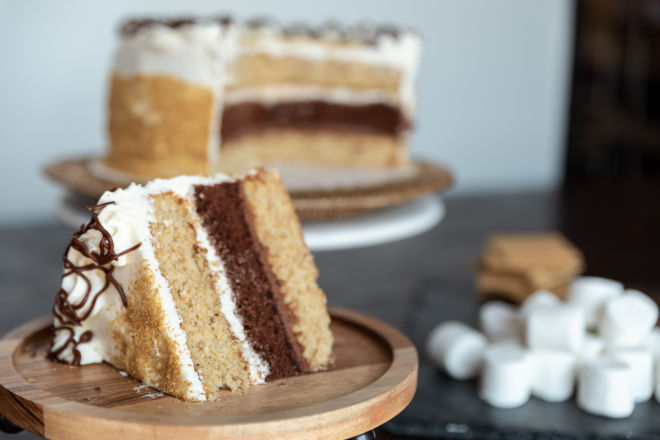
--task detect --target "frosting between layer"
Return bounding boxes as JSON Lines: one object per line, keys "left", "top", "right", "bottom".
{"left": 224, "top": 84, "right": 407, "bottom": 114}
{"left": 160, "top": 176, "right": 271, "bottom": 384}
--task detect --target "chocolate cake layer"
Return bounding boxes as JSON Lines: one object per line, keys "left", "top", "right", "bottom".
{"left": 194, "top": 182, "right": 308, "bottom": 380}
{"left": 220, "top": 101, "right": 410, "bottom": 142}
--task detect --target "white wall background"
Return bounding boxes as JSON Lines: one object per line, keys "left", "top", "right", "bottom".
{"left": 0, "top": 0, "right": 573, "bottom": 224}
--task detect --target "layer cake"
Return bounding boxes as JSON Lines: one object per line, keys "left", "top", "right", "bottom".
{"left": 48, "top": 168, "right": 333, "bottom": 401}
{"left": 101, "top": 16, "right": 421, "bottom": 188}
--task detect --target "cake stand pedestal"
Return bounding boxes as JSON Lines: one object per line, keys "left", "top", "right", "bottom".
{"left": 54, "top": 195, "right": 445, "bottom": 252}
{"left": 0, "top": 308, "right": 417, "bottom": 440}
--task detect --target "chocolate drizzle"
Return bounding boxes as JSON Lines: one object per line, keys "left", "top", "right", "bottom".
{"left": 48, "top": 202, "right": 141, "bottom": 365}
{"left": 48, "top": 327, "right": 93, "bottom": 366}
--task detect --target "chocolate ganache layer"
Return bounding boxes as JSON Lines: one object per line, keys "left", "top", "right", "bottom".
{"left": 220, "top": 101, "right": 410, "bottom": 142}
{"left": 194, "top": 181, "right": 308, "bottom": 380}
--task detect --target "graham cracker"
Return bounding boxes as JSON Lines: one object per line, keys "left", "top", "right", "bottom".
{"left": 477, "top": 271, "right": 571, "bottom": 303}
{"left": 477, "top": 232, "right": 584, "bottom": 303}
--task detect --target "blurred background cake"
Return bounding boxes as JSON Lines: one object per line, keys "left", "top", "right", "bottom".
{"left": 96, "top": 16, "right": 421, "bottom": 190}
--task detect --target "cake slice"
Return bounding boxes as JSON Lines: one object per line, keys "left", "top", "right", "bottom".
{"left": 48, "top": 169, "right": 333, "bottom": 401}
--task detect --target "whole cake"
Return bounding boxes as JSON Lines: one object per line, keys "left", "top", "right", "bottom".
{"left": 99, "top": 16, "right": 421, "bottom": 188}
{"left": 48, "top": 168, "right": 333, "bottom": 401}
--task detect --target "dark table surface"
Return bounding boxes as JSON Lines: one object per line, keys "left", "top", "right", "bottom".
{"left": 1, "top": 183, "right": 658, "bottom": 439}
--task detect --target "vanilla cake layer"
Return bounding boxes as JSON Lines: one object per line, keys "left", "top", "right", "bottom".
{"left": 149, "top": 192, "right": 254, "bottom": 398}
{"left": 49, "top": 169, "right": 332, "bottom": 401}
{"left": 219, "top": 129, "right": 406, "bottom": 174}
{"left": 227, "top": 54, "right": 402, "bottom": 96}
{"left": 103, "top": 18, "right": 421, "bottom": 183}
{"left": 107, "top": 75, "right": 215, "bottom": 178}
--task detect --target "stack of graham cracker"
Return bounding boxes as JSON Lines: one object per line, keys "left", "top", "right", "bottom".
{"left": 477, "top": 232, "right": 585, "bottom": 303}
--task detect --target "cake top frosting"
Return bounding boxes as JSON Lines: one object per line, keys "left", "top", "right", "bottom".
{"left": 113, "top": 15, "right": 422, "bottom": 109}
{"left": 119, "top": 15, "right": 421, "bottom": 47}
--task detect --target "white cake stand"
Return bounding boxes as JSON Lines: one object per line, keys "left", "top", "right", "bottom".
{"left": 302, "top": 196, "right": 444, "bottom": 251}
{"left": 54, "top": 195, "right": 444, "bottom": 252}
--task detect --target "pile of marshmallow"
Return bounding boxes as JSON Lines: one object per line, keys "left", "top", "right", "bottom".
{"left": 426, "top": 277, "right": 660, "bottom": 418}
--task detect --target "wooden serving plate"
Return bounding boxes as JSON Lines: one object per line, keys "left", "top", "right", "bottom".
{"left": 42, "top": 157, "right": 453, "bottom": 221}
{"left": 0, "top": 307, "right": 417, "bottom": 440}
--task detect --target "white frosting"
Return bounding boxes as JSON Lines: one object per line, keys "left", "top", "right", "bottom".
{"left": 112, "top": 22, "right": 421, "bottom": 125}
{"left": 224, "top": 84, "right": 413, "bottom": 116}
{"left": 114, "top": 23, "right": 234, "bottom": 87}
{"left": 51, "top": 241, "right": 126, "bottom": 364}
{"left": 115, "top": 23, "right": 420, "bottom": 84}
{"left": 52, "top": 173, "right": 272, "bottom": 400}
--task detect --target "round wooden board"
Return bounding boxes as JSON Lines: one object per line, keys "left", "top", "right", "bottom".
{"left": 42, "top": 158, "right": 453, "bottom": 221}
{"left": 0, "top": 307, "right": 417, "bottom": 440}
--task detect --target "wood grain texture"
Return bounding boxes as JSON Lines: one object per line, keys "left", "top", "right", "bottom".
{"left": 42, "top": 158, "right": 453, "bottom": 221}
{"left": 0, "top": 308, "right": 417, "bottom": 440}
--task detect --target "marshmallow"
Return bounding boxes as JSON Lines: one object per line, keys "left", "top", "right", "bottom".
{"left": 479, "top": 343, "right": 533, "bottom": 408}
{"left": 648, "top": 327, "right": 660, "bottom": 360}
{"left": 526, "top": 304, "right": 585, "bottom": 352}
{"left": 655, "top": 361, "right": 660, "bottom": 403}
{"left": 567, "top": 276, "right": 623, "bottom": 329}
{"left": 426, "top": 321, "right": 488, "bottom": 380}
{"left": 519, "top": 290, "right": 561, "bottom": 318}
{"left": 577, "top": 357, "right": 634, "bottom": 419}
{"left": 479, "top": 301, "right": 523, "bottom": 343}
{"left": 599, "top": 289, "right": 658, "bottom": 347}
{"left": 530, "top": 349, "right": 576, "bottom": 402}
{"left": 607, "top": 346, "right": 654, "bottom": 402}
{"left": 577, "top": 333, "right": 605, "bottom": 367}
